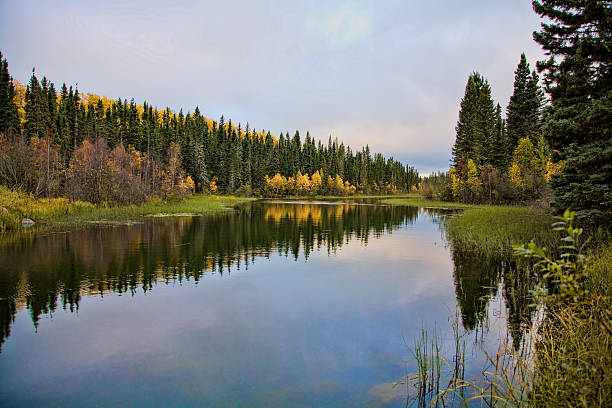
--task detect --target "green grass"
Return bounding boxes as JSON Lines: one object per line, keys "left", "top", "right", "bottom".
{"left": 389, "top": 196, "right": 611, "bottom": 406}
{"left": 445, "top": 206, "right": 558, "bottom": 257}
{"left": 380, "top": 195, "right": 483, "bottom": 209}
{"left": 588, "top": 243, "right": 612, "bottom": 299}
{"left": 0, "top": 186, "right": 252, "bottom": 232}
{"left": 402, "top": 234, "right": 611, "bottom": 407}
{"left": 383, "top": 194, "right": 558, "bottom": 256}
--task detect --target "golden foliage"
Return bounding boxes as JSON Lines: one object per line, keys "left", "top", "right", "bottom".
{"left": 265, "top": 170, "right": 356, "bottom": 196}
{"left": 209, "top": 176, "right": 219, "bottom": 193}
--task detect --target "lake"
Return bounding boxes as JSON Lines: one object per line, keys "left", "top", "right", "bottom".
{"left": 0, "top": 200, "right": 533, "bottom": 407}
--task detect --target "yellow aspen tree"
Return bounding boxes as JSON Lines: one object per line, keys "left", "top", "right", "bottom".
{"left": 311, "top": 171, "right": 322, "bottom": 194}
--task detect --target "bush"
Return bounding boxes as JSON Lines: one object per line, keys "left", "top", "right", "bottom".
{"left": 514, "top": 211, "right": 612, "bottom": 406}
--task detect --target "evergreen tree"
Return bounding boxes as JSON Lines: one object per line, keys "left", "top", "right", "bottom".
{"left": 191, "top": 139, "right": 209, "bottom": 192}
{"left": 533, "top": 0, "right": 612, "bottom": 224}
{"left": 506, "top": 53, "right": 543, "bottom": 154}
{"left": 24, "top": 69, "right": 51, "bottom": 139}
{"left": 0, "top": 52, "right": 20, "bottom": 133}
{"left": 490, "top": 103, "right": 509, "bottom": 169}
{"left": 452, "top": 73, "right": 497, "bottom": 166}
{"left": 46, "top": 82, "right": 58, "bottom": 137}
{"left": 0, "top": 51, "right": 418, "bottom": 199}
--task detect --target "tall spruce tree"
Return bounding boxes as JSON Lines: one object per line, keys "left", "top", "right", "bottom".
{"left": 0, "top": 52, "right": 20, "bottom": 133}
{"left": 490, "top": 103, "right": 509, "bottom": 169}
{"left": 533, "top": 0, "right": 611, "bottom": 224}
{"left": 452, "top": 72, "right": 498, "bottom": 167}
{"left": 24, "top": 69, "right": 50, "bottom": 139}
{"left": 506, "top": 53, "right": 543, "bottom": 154}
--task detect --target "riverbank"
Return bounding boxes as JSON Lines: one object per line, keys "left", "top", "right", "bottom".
{"left": 387, "top": 194, "right": 612, "bottom": 406}
{"left": 0, "top": 189, "right": 419, "bottom": 233}
{"left": 383, "top": 195, "right": 557, "bottom": 255}
{"left": 381, "top": 195, "right": 483, "bottom": 210}
{"left": 445, "top": 204, "right": 611, "bottom": 406}
{"left": 533, "top": 241, "right": 612, "bottom": 405}
{"left": 444, "top": 206, "right": 558, "bottom": 256}
{"left": 0, "top": 186, "right": 252, "bottom": 232}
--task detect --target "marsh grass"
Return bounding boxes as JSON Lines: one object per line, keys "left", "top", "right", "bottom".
{"left": 413, "top": 325, "right": 444, "bottom": 406}
{"left": 381, "top": 196, "right": 482, "bottom": 210}
{"left": 0, "top": 186, "right": 251, "bottom": 232}
{"left": 399, "top": 309, "right": 538, "bottom": 407}
{"left": 529, "top": 243, "right": 612, "bottom": 407}
{"left": 0, "top": 185, "right": 94, "bottom": 231}
{"left": 396, "top": 313, "right": 469, "bottom": 407}
{"left": 445, "top": 206, "right": 558, "bottom": 257}
{"left": 404, "top": 216, "right": 611, "bottom": 407}
{"left": 396, "top": 325, "right": 444, "bottom": 407}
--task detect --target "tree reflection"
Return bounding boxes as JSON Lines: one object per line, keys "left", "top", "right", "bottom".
{"left": 0, "top": 202, "right": 418, "bottom": 350}
{"left": 450, "top": 246, "right": 539, "bottom": 348}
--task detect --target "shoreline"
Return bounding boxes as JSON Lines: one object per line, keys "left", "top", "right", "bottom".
{"left": 0, "top": 191, "right": 423, "bottom": 234}
{"left": 0, "top": 191, "right": 254, "bottom": 234}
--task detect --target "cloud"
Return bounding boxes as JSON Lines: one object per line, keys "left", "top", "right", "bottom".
{"left": 0, "top": 0, "right": 547, "bottom": 174}
{"left": 306, "top": 3, "right": 372, "bottom": 48}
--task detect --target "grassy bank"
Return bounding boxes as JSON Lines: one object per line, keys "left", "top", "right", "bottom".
{"left": 381, "top": 194, "right": 557, "bottom": 256}
{"left": 0, "top": 186, "right": 251, "bottom": 232}
{"left": 444, "top": 206, "right": 558, "bottom": 257}
{"left": 380, "top": 195, "right": 483, "bottom": 209}
{"left": 532, "top": 243, "right": 612, "bottom": 406}
{"left": 397, "top": 202, "right": 611, "bottom": 406}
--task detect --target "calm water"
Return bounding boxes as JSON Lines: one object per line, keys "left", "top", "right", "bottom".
{"left": 0, "top": 200, "right": 533, "bottom": 407}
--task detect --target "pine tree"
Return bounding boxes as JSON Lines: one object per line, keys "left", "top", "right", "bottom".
{"left": 0, "top": 51, "right": 418, "bottom": 198}
{"left": 191, "top": 139, "right": 209, "bottom": 192}
{"left": 533, "top": 0, "right": 611, "bottom": 224}
{"left": 506, "top": 53, "right": 543, "bottom": 154}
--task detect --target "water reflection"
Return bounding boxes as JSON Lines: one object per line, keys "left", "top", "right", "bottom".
{"left": 0, "top": 200, "right": 539, "bottom": 407}
{"left": 0, "top": 201, "right": 418, "bottom": 351}
{"left": 450, "top": 243, "right": 538, "bottom": 349}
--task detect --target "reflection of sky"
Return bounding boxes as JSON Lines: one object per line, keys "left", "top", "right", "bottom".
{"left": 0, "top": 211, "right": 503, "bottom": 407}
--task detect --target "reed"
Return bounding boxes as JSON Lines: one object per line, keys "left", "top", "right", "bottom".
{"left": 444, "top": 206, "right": 558, "bottom": 257}
{"left": 396, "top": 324, "right": 446, "bottom": 407}
{"left": 403, "top": 212, "right": 611, "bottom": 407}
{"left": 381, "top": 196, "right": 482, "bottom": 210}
{"left": 529, "top": 243, "right": 612, "bottom": 406}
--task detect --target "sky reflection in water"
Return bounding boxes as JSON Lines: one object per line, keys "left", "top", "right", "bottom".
{"left": 0, "top": 201, "right": 519, "bottom": 407}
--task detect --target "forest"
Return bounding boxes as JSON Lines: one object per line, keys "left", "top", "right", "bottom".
{"left": 423, "top": 0, "right": 610, "bottom": 227}
{"left": 0, "top": 56, "right": 419, "bottom": 205}
{"left": 0, "top": 0, "right": 609, "bottom": 225}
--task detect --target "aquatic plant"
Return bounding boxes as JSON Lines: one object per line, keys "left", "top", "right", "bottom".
{"left": 445, "top": 206, "right": 557, "bottom": 257}
{"left": 402, "top": 210, "right": 612, "bottom": 407}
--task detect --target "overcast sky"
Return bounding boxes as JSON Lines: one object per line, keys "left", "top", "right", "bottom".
{"left": 0, "top": 0, "right": 546, "bottom": 174}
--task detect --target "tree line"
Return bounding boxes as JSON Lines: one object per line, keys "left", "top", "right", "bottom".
{"left": 439, "top": 0, "right": 610, "bottom": 225}
{"left": 0, "top": 53, "right": 419, "bottom": 204}
{"left": 446, "top": 54, "right": 553, "bottom": 205}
